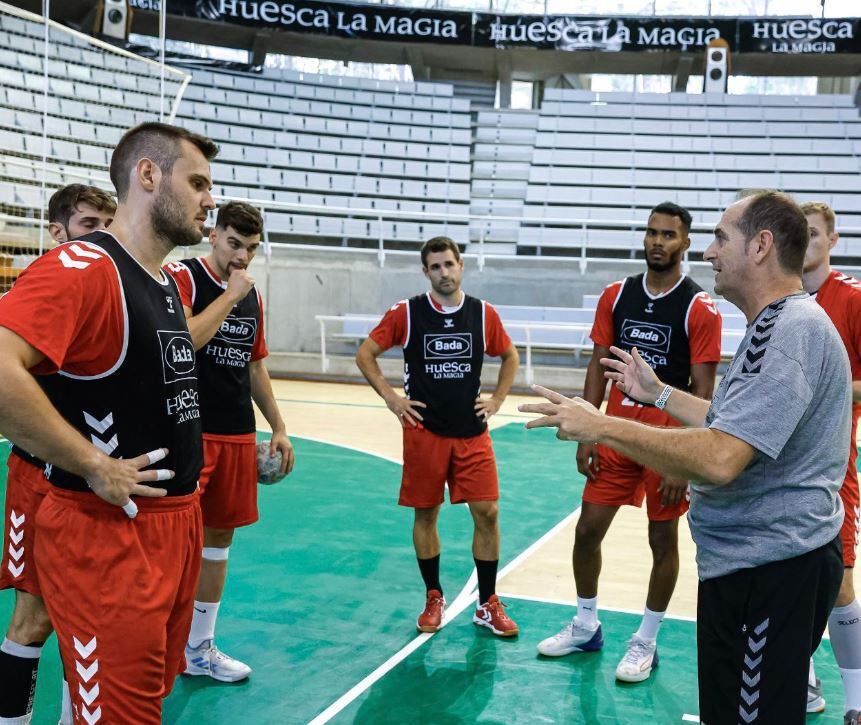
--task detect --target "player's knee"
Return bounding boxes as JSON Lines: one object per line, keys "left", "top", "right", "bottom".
{"left": 470, "top": 501, "right": 498, "bottom": 529}
{"left": 574, "top": 518, "right": 605, "bottom": 550}
{"left": 8, "top": 596, "right": 53, "bottom": 643}
{"left": 203, "top": 528, "right": 234, "bottom": 548}
{"left": 647, "top": 525, "right": 678, "bottom": 560}
{"left": 837, "top": 569, "right": 856, "bottom": 606}
{"left": 414, "top": 506, "right": 440, "bottom": 529}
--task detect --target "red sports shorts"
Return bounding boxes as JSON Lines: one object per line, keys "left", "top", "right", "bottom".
{"left": 583, "top": 444, "right": 689, "bottom": 522}
{"left": 198, "top": 432, "right": 259, "bottom": 530}
{"left": 400, "top": 426, "right": 499, "bottom": 508}
{"left": 0, "top": 452, "right": 50, "bottom": 595}
{"left": 35, "top": 488, "right": 202, "bottom": 725}
{"left": 840, "top": 444, "right": 859, "bottom": 568}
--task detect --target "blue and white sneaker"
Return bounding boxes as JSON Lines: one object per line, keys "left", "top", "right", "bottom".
{"left": 615, "top": 635, "right": 659, "bottom": 682}
{"left": 806, "top": 677, "right": 825, "bottom": 713}
{"left": 184, "top": 639, "right": 252, "bottom": 682}
{"left": 537, "top": 619, "right": 603, "bottom": 656}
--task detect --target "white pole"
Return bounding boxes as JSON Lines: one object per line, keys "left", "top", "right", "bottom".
{"left": 159, "top": 0, "right": 167, "bottom": 121}
{"left": 38, "top": 0, "right": 50, "bottom": 254}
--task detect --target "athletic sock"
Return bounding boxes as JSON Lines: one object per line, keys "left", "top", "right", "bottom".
{"left": 575, "top": 596, "right": 598, "bottom": 629}
{"left": 417, "top": 555, "right": 442, "bottom": 596}
{"left": 808, "top": 658, "right": 817, "bottom": 687}
{"left": 634, "top": 607, "right": 666, "bottom": 643}
{"left": 188, "top": 600, "right": 221, "bottom": 648}
{"left": 0, "top": 638, "right": 43, "bottom": 719}
{"left": 830, "top": 599, "right": 861, "bottom": 711}
{"left": 474, "top": 558, "right": 498, "bottom": 605}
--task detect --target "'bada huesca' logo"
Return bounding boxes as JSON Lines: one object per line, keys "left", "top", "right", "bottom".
{"left": 620, "top": 320, "right": 672, "bottom": 353}
{"left": 216, "top": 316, "right": 257, "bottom": 345}
{"left": 424, "top": 333, "right": 473, "bottom": 359}
{"left": 157, "top": 330, "right": 197, "bottom": 384}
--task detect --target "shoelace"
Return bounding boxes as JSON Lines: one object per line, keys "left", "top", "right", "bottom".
{"left": 621, "top": 638, "right": 653, "bottom": 665}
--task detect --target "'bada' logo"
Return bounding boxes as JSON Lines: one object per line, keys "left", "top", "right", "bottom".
{"left": 620, "top": 320, "right": 672, "bottom": 353}
{"left": 165, "top": 337, "right": 195, "bottom": 374}
{"left": 216, "top": 316, "right": 257, "bottom": 345}
{"left": 424, "top": 333, "right": 473, "bottom": 359}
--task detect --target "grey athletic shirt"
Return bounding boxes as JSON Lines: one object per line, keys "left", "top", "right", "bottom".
{"left": 689, "top": 293, "right": 851, "bottom": 581}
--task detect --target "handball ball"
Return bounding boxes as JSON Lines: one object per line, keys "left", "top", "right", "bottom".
{"left": 257, "top": 442, "right": 286, "bottom": 485}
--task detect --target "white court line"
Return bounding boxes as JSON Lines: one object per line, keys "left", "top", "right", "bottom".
{"left": 497, "top": 590, "right": 698, "bottom": 623}
{"left": 682, "top": 715, "right": 699, "bottom": 722}
{"left": 257, "top": 431, "right": 403, "bottom": 466}
{"left": 307, "top": 506, "right": 583, "bottom": 724}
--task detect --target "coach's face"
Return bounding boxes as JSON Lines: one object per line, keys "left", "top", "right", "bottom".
{"left": 151, "top": 139, "right": 216, "bottom": 248}
{"left": 704, "top": 199, "right": 752, "bottom": 300}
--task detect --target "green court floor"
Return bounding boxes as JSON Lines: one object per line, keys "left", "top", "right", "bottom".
{"left": 0, "top": 429, "right": 852, "bottom": 723}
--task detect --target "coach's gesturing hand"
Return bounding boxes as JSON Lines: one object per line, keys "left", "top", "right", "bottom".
{"left": 518, "top": 385, "right": 603, "bottom": 442}
{"left": 385, "top": 393, "right": 427, "bottom": 428}
{"left": 84, "top": 447, "right": 171, "bottom": 516}
{"left": 600, "top": 346, "right": 663, "bottom": 406}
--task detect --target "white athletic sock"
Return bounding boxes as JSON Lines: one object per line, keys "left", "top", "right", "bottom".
{"left": 808, "top": 658, "right": 817, "bottom": 687}
{"left": 575, "top": 596, "right": 598, "bottom": 628}
{"left": 60, "top": 680, "right": 72, "bottom": 725}
{"left": 634, "top": 607, "right": 665, "bottom": 643}
{"left": 188, "top": 600, "right": 221, "bottom": 648}
{"left": 830, "top": 599, "right": 861, "bottom": 711}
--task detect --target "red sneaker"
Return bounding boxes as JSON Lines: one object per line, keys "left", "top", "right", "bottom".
{"left": 474, "top": 594, "right": 519, "bottom": 637}
{"left": 417, "top": 589, "right": 446, "bottom": 633}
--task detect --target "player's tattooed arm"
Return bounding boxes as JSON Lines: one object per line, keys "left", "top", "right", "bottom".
{"left": 356, "top": 337, "right": 426, "bottom": 427}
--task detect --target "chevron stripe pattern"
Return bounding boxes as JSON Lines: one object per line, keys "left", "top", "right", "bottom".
{"left": 741, "top": 299, "right": 786, "bottom": 375}
{"left": 83, "top": 411, "right": 118, "bottom": 456}
{"left": 5, "top": 509, "right": 25, "bottom": 578}
{"left": 738, "top": 617, "right": 769, "bottom": 723}
{"left": 72, "top": 634, "right": 101, "bottom": 724}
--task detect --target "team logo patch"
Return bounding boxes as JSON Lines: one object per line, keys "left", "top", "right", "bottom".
{"left": 424, "top": 333, "right": 472, "bottom": 360}
{"left": 157, "top": 330, "right": 197, "bottom": 384}
{"left": 620, "top": 319, "right": 672, "bottom": 353}
{"left": 215, "top": 316, "right": 257, "bottom": 345}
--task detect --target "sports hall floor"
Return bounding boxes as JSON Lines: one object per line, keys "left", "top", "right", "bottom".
{"left": 1, "top": 379, "right": 855, "bottom": 724}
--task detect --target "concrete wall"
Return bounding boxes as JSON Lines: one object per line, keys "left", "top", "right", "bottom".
{"left": 256, "top": 245, "right": 719, "bottom": 354}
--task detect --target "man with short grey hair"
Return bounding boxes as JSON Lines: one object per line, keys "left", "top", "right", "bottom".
{"left": 520, "top": 191, "right": 849, "bottom": 723}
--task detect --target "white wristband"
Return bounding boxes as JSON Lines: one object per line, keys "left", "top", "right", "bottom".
{"left": 654, "top": 385, "right": 673, "bottom": 410}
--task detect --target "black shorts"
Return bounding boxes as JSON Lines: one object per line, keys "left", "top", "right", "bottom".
{"left": 697, "top": 537, "right": 842, "bottom": 725}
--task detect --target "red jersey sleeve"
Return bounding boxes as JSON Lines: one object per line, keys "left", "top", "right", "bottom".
{"left": 687, "top": 292, "right": 723, "bottom": 364}
{"left": 0, "top": 243, "right": 124, "bottom": 375}
{"left": 846, "top": 289, "right": 861, "bottom": 381}
{"left": 368, "top": 301, "right": 408, "bottom": 351}
{"left": 163, "top": 261, "right": 194, "bottom": 309}
{"left": 483, "top": 302, "right": 512, "bottom": 357}
{"left": 589, "top": 281, "right": 622, "bottom": 348}
{"left": 252, "top": 288, "right": 268, "bottom": 361}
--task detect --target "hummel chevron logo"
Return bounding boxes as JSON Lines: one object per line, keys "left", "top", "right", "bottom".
{"left": 10, "top": 510, "right": 24, "bottom": 528}
{"left": 744, "top": 653, "right": 763, "bottom": 669}
{"left": 79, "top": 682, "right": 99, "bottom": 706}
{"left": 90, "top": 434, "right": 118, "bottom": 455}
{"left": 7, "top": 560, "right": 23, "bottom": 577}
{"left": 76, "top": 659, "right": 99, "bottom": 683}
{"left": 81, "top": 705, "right": 102, "bottom": 725}
{"left": 742, "top": 671, "right": 761, "bottom": 688}
{"left": 9, "top": 529, "right": 23, "bottom": 545}
{"left": 84, "top": 412, "right": 113, "bottom": 435}
{"left": 740, "top": 688, "right": 760, "bottom": 706}
{"left": 753, "top": 618, "right": 769, "bottom": 636}
{"left": 739, "top": 705, "right": 759, "bottom": 723}
{"left": 58, "top": 244, "right": 102, "bottom": 270}
{"left": 73, "top": 636, "right": 97, "bottom": 659}
{"left": 8, "top": 544, "right": 23, "bottom": 562}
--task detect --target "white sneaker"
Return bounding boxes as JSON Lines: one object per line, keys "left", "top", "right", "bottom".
{"left": 184, "top": 639, "right": 252, "bottom": 682}
{"left": 806, "top": 677, "right": 825, "bottom": 713}
{"left": 615, "top": 634, "right": 659, "bottom": 683}
{"left": 536, "top": 619, "right": 603, "bottom": 656}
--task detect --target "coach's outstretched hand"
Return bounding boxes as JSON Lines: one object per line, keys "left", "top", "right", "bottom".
{"left": 518, "top": 385, "right": 603, "bottom": 442}
{"left": 84, "top": 447, "right": 171, "bottom": 515}
{"left": 600, "top": 346, "right": 663, "bottom": 405}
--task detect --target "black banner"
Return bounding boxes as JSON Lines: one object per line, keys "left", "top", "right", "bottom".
{"left": 473, "top": 15, "right": 736, "bottom": 53}
{"left": 128, "top": 1, "right": 861, "bottom": 54}
{"left": 130, "top": 0, "right": 471, "bottom": 44}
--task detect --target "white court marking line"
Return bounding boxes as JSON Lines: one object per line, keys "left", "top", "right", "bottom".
{"left": 682, "top": 715, "right": 699, "bottom": 722}
{"left": 496, "top": 591, "right": 697, "bottom": 623}
{"left": 258, "top": 431, "right": 402, "bottom": 466}
{"left": 308, "top": 506, "right": 583, "bottom": 725}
